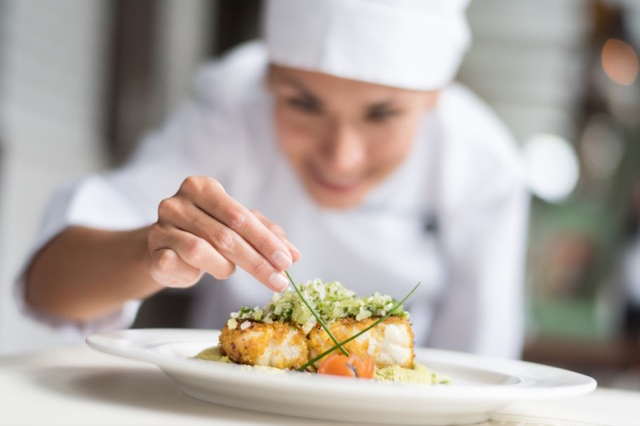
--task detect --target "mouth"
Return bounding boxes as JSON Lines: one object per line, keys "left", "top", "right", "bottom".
{"left": 299, "top": 162, "right": 374, "bottom": 208}
{"left": 315, "top": 178, "right": 363, "bottom": 193}
{"left": 311, "top": 173, "right": 367, "bottom": 193}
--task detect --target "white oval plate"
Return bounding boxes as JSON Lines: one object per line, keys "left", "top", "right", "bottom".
{"left": 87, "top": 329, "right": 596, "bottom": 425}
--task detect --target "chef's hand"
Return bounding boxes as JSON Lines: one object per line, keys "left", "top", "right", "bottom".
{"left": 147, "top": 176, "right": 300, "bottom": 291}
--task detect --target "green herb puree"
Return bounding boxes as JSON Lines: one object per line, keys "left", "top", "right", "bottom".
{"left": 194, "top": 346, "right": 284, "bottom": 373}
{"left": 194, "top": 346, "right": 449, "bottom": 384}
{"left": 374, "top": 363, "right": 450, "bottom": 385}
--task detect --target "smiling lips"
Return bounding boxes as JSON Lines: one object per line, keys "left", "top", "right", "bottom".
{"left": 316, "top": 178, "right": 364, "bottom": 193}
{"left": 309, "top": 169, "right": 368, "bottom": 193}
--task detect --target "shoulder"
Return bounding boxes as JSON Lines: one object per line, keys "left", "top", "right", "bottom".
{"left": 436, "top": 83, "right": 524, "bottom": 180}
{"left": 193, "top": 41, "right": 270, "bottom": 109}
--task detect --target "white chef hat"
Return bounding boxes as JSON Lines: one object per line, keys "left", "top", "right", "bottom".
{"left": 263, "top": 0, "right": 471, "bottom": 91}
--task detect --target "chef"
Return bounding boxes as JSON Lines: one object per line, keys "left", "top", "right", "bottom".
{"left": 16, "top": 0, "right": 530, "bottom": 358}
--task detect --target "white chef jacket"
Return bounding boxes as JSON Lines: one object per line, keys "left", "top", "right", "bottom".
{"left": 15, "top": 41, "right": 530, "bottom": 358}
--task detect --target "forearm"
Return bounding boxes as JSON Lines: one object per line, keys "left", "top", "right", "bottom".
{"left": 25, "top": 225, "right": 163, "bottom": 322}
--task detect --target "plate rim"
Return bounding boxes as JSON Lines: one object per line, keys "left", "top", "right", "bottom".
{"left": 86, "top": 327, "right": 597, "bottom": 402}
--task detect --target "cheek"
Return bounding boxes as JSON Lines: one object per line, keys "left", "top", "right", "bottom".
{"left": 274, "top": 108, "right": 321, "bottom": 158}
{"left": 367, "top": 122, "right": 419, "bottom": 168}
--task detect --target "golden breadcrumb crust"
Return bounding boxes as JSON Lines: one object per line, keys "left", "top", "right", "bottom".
{"left": 219, "top": 316, "right": 414, "bottom": 370}
{"left": 219, "top": 320, "right": 308, "bottom": 369}
{"left": 308, "top": 316, "right": 414, "bottom": 368}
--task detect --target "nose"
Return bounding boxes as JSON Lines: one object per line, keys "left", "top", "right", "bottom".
{"left": 323, "top": 120, "right": 366, "bottom": 173}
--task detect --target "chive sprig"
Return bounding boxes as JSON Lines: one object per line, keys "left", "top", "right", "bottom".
{"left": 284, "top": 271, "right": 349, "bottom": 356}
{"left": 283, "top": 272, "right": 420, "bottom": 372}
{"left": 297, "top": 281, "right": 420, "bottom": 371}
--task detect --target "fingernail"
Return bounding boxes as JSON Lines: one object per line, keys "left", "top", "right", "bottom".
{"left": 271, "top": 250, "right": 292, "bottom": 270}
{"left": 286, "top": 241, "right": 301, "bottom": 259}
{"left": 269, "top": 272, "right": 288, "bottom": 292}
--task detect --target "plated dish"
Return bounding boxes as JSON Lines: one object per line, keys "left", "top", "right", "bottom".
{"left": 86, "top": 328, "right": 597, "bottom": 425}
{"left": 215, "top": 279, "right": 421, "bottom": 379}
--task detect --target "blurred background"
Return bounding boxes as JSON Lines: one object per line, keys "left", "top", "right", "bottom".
{"left": 0, "top": 0, "right": 639, "bottom": 389}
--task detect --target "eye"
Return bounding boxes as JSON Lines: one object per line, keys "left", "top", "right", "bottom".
{"left": 365, "top": 108, "right": 399, "bottom": 123}
{"left": 287, "top": 97, "right": 323, "bottom": 115}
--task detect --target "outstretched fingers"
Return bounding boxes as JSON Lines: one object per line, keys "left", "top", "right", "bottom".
{"left": 151, "top": 177, "right": 301, "bottom": 292}
{"left": 252, "top": 209, "right": 301, "bottom": 263}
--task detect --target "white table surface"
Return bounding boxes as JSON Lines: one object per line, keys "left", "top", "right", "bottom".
{"left": 1, "top": 344, "right": 638, "bottom": 426}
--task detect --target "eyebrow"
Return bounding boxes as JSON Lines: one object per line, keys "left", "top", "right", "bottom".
{"left": 274, "top": 75, "right": 322, "bottom": 101}
{"left": 274, "top": 74, "right": 401, "bottom": 110}
{"left": 366, "top": 100, "right": 399, "bottom": 111}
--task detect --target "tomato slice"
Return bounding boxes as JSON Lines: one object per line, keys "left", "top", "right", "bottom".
{"left": 317, "top": 353, "right": 375, "bottom": 379}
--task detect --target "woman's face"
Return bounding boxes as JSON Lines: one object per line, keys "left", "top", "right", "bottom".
{"left": 268, "top": 65, "right": 439, "bottom": 209}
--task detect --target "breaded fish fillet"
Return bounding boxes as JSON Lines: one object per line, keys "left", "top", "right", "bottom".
{"left": 219, "top": 320, "right": 308, "bottom": 369}
{"left": 308, "top": 316, "right": 414, "bottom": 368}
{"left": 219, "top": 316, "right": 414, "bottom": 370}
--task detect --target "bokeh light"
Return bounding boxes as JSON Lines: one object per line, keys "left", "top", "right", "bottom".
{"left": 601, "top": 38, "right": 639, "bottom": 86}
{"left": 580, "top": 114, "right": 624, "bottom": 181}
{"left": 523, "top": 134, "right": 580, "bottom": 203}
